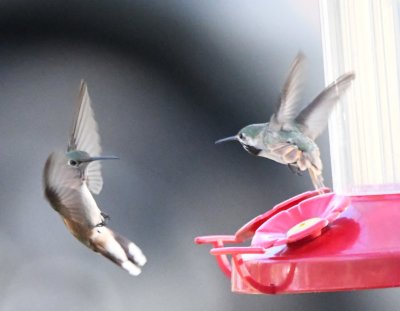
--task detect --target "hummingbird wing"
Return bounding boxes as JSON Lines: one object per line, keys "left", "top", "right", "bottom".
{"left": 44, "top": 152, "right": 94, "bottom": 226}
{"left": 295, "top": 72, "right": 355, "bottom": 140}
{"left": 270, "top": 52, "right": 306, "bottom": 131}
{"left": 68, "top": 81, "right": 103, "bottom": 194}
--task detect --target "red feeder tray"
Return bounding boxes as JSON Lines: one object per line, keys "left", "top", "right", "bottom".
{"left": 195, "top": 188, "right": 400, "bottom": 294}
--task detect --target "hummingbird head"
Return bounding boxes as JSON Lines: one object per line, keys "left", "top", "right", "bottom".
{"left": 66, "top": 150, "right": 119, "bottom": 168}
{"left": 215, "top": 123, "right": 265, "bottom": 156}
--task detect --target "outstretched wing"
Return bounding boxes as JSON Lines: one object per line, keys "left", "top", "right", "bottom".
{"left": 296, "top": 72, "right": 355, "bottom": 140}
{"left": 43, "top": 152, "right": 92, "bottom": 225}
{"left": 68, "top": 81, "right": 101, "bottom": 156}
{"left": 68, "top": 81, "right": 103, "bottom": 194}
{"left": 270, "top": 52, "right": 306, "bottom": 130}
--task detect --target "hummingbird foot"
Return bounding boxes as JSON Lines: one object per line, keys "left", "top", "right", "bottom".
{"left": 101, "top": 212, "right": 111, "bottom": 221}
{"left": 94, "top": 212, "right": 111, "bottom": 227}
{"left": 288, "top": 164, "right": 302, "bottom": 176}
{"left": 95, "top": 221, "right": 106, "bottom": 227}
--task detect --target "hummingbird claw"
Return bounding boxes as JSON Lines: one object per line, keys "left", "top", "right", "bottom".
{"left": 288, "top": 164, "right": 303, "bottom": 176}
{"left": 101, "top": 212, "right": 111, "bottom": 221}
{"left": 96, "top": 212, "right": 111, "bottom": 227}
{"left": 95, "top": 221, "right": 106, "bottom": 228}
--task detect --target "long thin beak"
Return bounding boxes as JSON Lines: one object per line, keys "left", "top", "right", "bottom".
{"left": 87, "top": 155, "right": 119, "bottom": 162}
{"left": 215, "top": 136, "right": 237, "bottom": 144}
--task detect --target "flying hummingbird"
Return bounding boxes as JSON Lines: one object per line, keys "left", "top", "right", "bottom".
{"left": 216, "top": 53, "right": 355, "bottom": 190}
{"left": 43, "top": 81, "right": 146, "bottom": 275}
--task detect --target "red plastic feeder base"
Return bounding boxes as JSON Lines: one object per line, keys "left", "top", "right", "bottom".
{"left": 195, "top": 188, "right": 400, "bottom": 294}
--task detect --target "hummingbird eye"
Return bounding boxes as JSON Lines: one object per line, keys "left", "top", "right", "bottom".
{"left": 239, "top": 133, "right": 245, "bottom": 140}
{"left": 68, "top": 159, "right": 79, "bottom": 167}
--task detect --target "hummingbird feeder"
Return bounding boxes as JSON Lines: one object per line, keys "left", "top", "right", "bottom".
{"left": 195, "top": 0, "right": 400, "bottom": 294}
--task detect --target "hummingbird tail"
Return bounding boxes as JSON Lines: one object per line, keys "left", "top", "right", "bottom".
{"left": 298, "top": 148, "right": 324, "bottom": 192}
{"left": 308, "top": 166, "right": 325, "bottom": 193}
{"left": 89, "top": 226, "right": 147, "bottom": 276}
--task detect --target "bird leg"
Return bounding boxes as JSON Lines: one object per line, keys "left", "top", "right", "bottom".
{"left": 101, "top": 212, "right": 111, "bottom": 221}
{"left": 95, "top": 212, "right": 111, "bottom": 227}
{"left": 288, "top": 164, "right": 303, "bottom": 176}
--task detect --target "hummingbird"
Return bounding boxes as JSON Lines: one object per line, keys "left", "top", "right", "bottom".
{"left": 43, "top": 81, "right": 146, "bottom": 275}
{"left": 216, "top": 53, "right": 355, "bottom": 191}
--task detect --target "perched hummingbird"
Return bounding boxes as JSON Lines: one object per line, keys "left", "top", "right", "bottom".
{"left": 43, "top": 81, "right": 146, "bottom": 275}
{"left": 216, "top": 53, "right": 355, "bottom": 190}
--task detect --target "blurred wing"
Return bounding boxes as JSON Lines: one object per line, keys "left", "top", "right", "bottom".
{"left": 68, "top": 81, "right": 103, "bottom": 194}
{"left": 296, "top": 72, "right": 355, "bottom": 140}
{"left": 43, "top": 151, "right": 88, "bottom": 225}
{"left": 85, "top": 161, "right": 103, "bottom": 194}
{"left": 270, "top": 52, "right": 306, "bottom": 130}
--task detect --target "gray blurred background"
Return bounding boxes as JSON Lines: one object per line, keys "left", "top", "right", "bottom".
{"left": 0, "top": 0, "right": 397, "bottom": 310}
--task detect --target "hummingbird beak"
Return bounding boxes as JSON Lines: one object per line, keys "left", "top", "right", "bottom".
{"left": 86, "top": 155, "right": 119, "bottom": 162}
{"left": 215, "top": 136, "right": 238, "bottom": 144}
